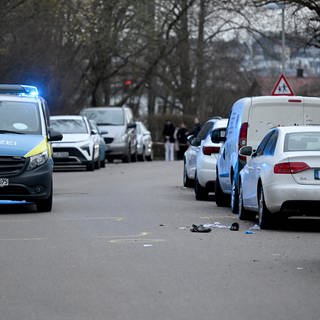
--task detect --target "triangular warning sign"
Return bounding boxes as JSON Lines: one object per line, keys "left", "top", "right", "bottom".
{"left": 271, "top": 74, "right": 294, "bottom": 96}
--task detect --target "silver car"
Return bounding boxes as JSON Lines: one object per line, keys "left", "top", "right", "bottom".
{"left": 81, "top": 106, "right": 137, "bottom": 163}
{"left": 239, "top": 126, "right": 320, "bottom": 228}
{"left": 136, "top": 121, "right": 153, "bottom": 161}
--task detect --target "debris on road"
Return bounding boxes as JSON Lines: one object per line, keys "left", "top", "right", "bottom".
{"left": 244, "top": 230, "right": 255, "bottom": 234}
{"left": 230, "top": 222, "right": 239, "bottom": 231}
{"left": 249, "top": 224, "right": 261, "bottom": 231}
{"left": 190, "top": 224, "right": 212, "bottom": 233}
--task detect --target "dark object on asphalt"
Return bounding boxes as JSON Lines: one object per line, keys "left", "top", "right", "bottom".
{"left": 190, "top": 224, "right": 212, "bottom": 233}
{"left": 230, "top": 222, "right": 239, "bottom": 231}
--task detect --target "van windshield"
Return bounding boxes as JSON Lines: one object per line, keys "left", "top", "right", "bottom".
{"left": 82, "top": 108, "right": 124, "bottom": 126}
{"left": 0, "top": 101, "right": 41, "bottom": 134}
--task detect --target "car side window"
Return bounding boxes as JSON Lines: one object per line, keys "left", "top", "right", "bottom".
{"left": 263, "top": 131, "right": 278, "bottom": 156}
{"left": 255, "top": 130, "right": 274, "bottom": 157}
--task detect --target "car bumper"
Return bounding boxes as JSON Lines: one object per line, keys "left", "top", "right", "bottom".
{"left": 106, "top": 142, "right": 128, "bottom": 156}
{"left": 0, "top": 161, "right": 53, "bottom": 201}
{"left": 52, "top": 146, "right": 97, "bottom": 166}
{"left": 265, "top": 183, "right": 320, "bottom": 214}
{"left": 197, "top": 156, "right": 217, "bottom": 189}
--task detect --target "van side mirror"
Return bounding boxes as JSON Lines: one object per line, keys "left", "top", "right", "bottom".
{"left": 48, "top": 129, "right": 63, "bottom": 141}
{"left": 91, "top": 129, "right": 98, "bottom": 135}
{"left": 239, "top": 146, "right": 253, "bottom": 157}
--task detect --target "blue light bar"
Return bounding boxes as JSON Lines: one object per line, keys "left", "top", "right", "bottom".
{"left": 0, "top": 84, "right": 39, "bottom": 97}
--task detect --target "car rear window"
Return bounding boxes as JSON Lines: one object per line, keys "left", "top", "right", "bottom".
{"left": 51, "top": 119, "right": 88, "bottom": 134}
{"left": 284, "top": 132, "right": 320, "bottom": 152}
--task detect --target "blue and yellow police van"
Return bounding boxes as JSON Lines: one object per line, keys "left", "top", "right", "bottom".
{"left": 0, "top": 84, "right": 62, "bottom": 211}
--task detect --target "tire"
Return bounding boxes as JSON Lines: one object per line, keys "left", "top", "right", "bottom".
{"left": 258, "top": 186, "right": 273, "bottom": 229}
{"left": 123, "top": 147, "right": 131, "bottom": 163}
{"left": 86, "top": 159, "right": 95, "bottom": 171}
{"left": 107, "top": 156, "right": 114, "bottom": 163}
{"left": 95, "top": 158, "right": 101, "bottom": 169}
{"left": 131, "top": 151, "right": 137, "bottom": 162}
{"left": 238, "top": 181, "right": 255, "bottom": 221}
{"left": 194, "top": 172, "right": 208, "bottom": 201}
{"left": 183, "top": 161, "right": 193, "bottom": 188}
{"left": 215, "top": 171, "right": 230, "bottom": 207}
{"left": 231, "top": 175, "right": 239, "bottom": 214}
{"left": 137, "top": 154, "right": 144, "bottom": 161}
{"left": 36, "top": 183, "right": 53, "bottom": 212}
{"left": 100, "top": 159, "right": 106, "bottom": 168}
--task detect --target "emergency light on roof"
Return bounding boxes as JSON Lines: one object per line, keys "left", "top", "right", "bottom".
{"left": 0, "top": 84, "right": 39, "bottom": 97}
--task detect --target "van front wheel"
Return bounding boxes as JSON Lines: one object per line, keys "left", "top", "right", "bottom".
{"left": 215, "top": 172, "right": 230, "bottom": 207}
{"left": 231, "top": 176, "right": 239, "bottom": 214}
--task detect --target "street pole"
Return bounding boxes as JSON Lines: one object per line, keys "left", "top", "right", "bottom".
{"left": 281, "top": 6, "right": 285, "bottom": 74}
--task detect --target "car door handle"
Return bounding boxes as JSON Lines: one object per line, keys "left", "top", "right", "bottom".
{"left": 223, "top": 149, "right": 226, "bottom": 159}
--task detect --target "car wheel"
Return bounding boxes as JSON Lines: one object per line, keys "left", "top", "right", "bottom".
{"left": 131, "top": 151, "right": 137, "bottom": 162}
{"left": 36, "top": 182, "right": 53, "bottom": 212}
{"left": 100, "top": 159, "right": 106, "bottom": 168}
{"left": 183, "top": 161, "right": 193, "bottom": 188}
{"left": 123, "top": 147, "right": 131, "bottom": 163}
{"left": 231, "top": 175, "right": 239, "bottom": 214}
{"left": 95, "top": 158, "right": 101, "bottom": 169}
{"left": 194, "top": 172, "right": 208, "bottom": 201}
{"left": 145, "top": 150, "right": 153, "bottom": 162}
{"left": 215, "top": 171, "right": 230, "bottom": 207}
{"left": 238, "top": 181, "right": 255, "bottom": 221}
{"left": 107, "top": 156, "right": 114, "bottom": 163}
{"left": 86, "top": 158, "right": 95, "bottom": 171}
{"left": 258, "top": 186, "right": 273, "bottom": 229}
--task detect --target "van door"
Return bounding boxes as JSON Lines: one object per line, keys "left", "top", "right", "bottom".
{"left": 303, "top": 97, "right": 320, "bottom": 125}
{"left": 247, "top": 99, "right": 304, "bottom": 150}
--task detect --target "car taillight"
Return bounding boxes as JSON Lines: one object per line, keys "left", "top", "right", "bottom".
{"left": 274, "top": 162, "right": 310, "bottom": 174}
{"left": 238, "top": 122, "right": 248, "bottom": 161}
{"left": 202, "top": 146, "right": 220, "bottom": 155}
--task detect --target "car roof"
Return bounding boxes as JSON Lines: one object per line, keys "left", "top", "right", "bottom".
{"left": 276, "top": 125, "right": 320, "bottom": 134}
{"left": 50, "top": 115, "right": 86, "bottom": 120}
{"left": 82, "top": 106, "right": 124, "bottom": 111}
{"left": 0, "top": 94, "right": 39, "bottom": 103}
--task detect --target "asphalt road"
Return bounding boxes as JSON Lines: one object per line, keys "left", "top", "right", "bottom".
{"left": 0, "top": 160, "right": 320, "bottom": 320}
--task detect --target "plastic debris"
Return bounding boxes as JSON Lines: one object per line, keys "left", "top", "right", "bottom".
{"left": 190, "top": 224, "right": 212, "bottom": 233}
{"left": 249, "top": 224, "right": 261, "bottom": 231}
{"left": 230, "top": 222, "right": 239, "bottom": 231}
{"left": 203, "top": 222, "right": 230, "bottom": 229}
{"left": 143, "top": 244, "right": 153, "bottom": 247}
{"left": 244, "top": 230, "right": 255, "bottom": 234}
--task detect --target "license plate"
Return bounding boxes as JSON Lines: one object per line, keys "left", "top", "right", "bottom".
{"left": 314, "top": 169, "right": 320, "bottom": 180}
{"left": 53, "top": 152, "right": 69, "bottom": 158}
{"left": 0, "top": 178, "right": 9, "bottom": 187}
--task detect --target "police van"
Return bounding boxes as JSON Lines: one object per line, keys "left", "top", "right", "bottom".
{"left": 0, "top": 84, "right": 62, "bottom": 212}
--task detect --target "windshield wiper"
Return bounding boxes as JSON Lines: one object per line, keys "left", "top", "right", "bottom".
{"left": 0, "top": 130, "right": 24, "bottom": 134}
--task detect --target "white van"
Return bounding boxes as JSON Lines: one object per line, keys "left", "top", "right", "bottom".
{"left": 215, "top": 95, "right": 320, "bottom": 213}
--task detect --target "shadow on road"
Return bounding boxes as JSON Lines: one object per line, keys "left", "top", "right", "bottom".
{"left": 279, "top": 217, "right": 320, "bottom": 233}
{"left": 0, "top": 202, "right": 37, "bottom": 214}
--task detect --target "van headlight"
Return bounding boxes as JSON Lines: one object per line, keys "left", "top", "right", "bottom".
{"left": 27, "top": 150, "right": 48, "bottom": 170}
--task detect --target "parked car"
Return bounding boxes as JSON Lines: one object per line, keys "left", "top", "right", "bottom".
{"left": 215, "top": 95, "right": 320, "bottom": 213}
{"left": 89, "top": 120, "right": 106, "bottom": 168}
{"left": 239, "top": 126, "right": 320, "bottom": 229}
{"left": 135, "top": 121, "right": 153, "bottom": 161}
{"left": 194, "top": 118, "right": 228, "bottom": 200}
{"left": 0, "top": 84, "right": 62, "bottom": 212}
{"left": 80, "top": 106, "right": 137, "bottom": 163}
{"left": 183, "top": 117, "right": 225, "bottom": 188}
{"left": 50, "top": 115, "right": 100, "bottom": 171}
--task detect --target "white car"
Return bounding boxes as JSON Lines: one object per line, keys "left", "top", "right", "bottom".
{"left": 136, "top": 121, "right": 153, "bottom": 161}
{"left": 50, "top": 115, "right": 100, "bottom": 171}
{"left": 239, "top": 126, "right": 320, "bottom": 229}
{"left": 194, "top": 119, "right": 228, "bottom": 200}
{"left": 183, "top": 117, "right": 227, "bottom": 192}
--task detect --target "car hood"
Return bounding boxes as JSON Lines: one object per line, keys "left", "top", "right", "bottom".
{"left": 98, "top": 125, "right": 125, "bottom": 138}
{"left": 55, "top": 133, "right": 90, "bottom": 143}
{"left": 0, "top": 134, "right": 45, "bottom": 157}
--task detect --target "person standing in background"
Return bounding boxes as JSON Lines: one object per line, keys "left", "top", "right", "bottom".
{"left": 162, "top": 120, "right": 175, "bottom": 161}
{"left": 176, "top": 122, "right": 189, "bottom": 160}
{"left": 192, "top": 117, "right": 201, "bottom": 137}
